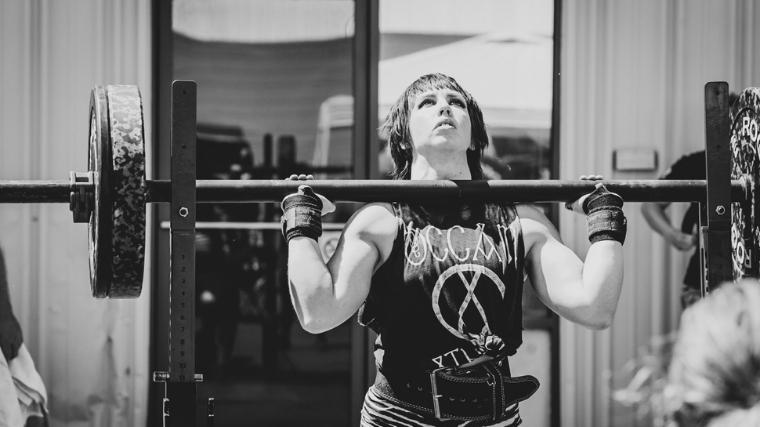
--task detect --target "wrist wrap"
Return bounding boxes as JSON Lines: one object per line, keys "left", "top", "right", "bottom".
{"left": 281, "top": 191, "right": 323, "bottom": 243}
{"left": 583, "top": 187, "right": 627, "bottom": 244}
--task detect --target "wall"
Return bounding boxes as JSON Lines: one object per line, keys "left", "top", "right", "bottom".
{"left": 0, "top": 1, "right": 152, "bottom": 426}
{"left": 559, "top": 0, "right": 759, "bottom": 426}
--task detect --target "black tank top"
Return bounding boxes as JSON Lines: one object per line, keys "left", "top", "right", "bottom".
{"left": 359, "top": 201, "right": 525, "bottom": 377}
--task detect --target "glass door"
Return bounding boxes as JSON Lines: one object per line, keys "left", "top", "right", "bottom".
{"left": 157, "top": 1, "right": 357, "bottom": 425}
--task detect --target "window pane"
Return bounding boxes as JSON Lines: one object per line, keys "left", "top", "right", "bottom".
{"left": 173, "top": 1, "right": 354, "bottom": 426}
{"left": 378, "top": 0, "right": 554, "bottom": 181}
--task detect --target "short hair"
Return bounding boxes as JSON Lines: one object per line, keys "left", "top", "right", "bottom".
{"left": 666, "top": 279, "right": 760, "bottom": 426}
{"left": 380, "top": 73, "right": 489, "bottom": 180}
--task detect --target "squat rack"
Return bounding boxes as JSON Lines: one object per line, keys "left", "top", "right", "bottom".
{"left": 149, "top": 81, "right": 733, "bottom": 425}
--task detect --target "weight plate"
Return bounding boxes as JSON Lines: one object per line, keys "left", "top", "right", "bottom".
{"left": 105, "top": 85, "right": 146, "bottom": 298}
{"left": 730, "top": 87, "right": 760, "bottom": 280}
{"left": 87, "top": 85, "right": 146, "bottom": 298}
{"left": 88, "top": 87, "right": 111, "bottom": 297}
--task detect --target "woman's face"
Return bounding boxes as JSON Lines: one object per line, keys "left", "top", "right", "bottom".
{"left": 408, "top": 88, "right": 471, "bottom": 154}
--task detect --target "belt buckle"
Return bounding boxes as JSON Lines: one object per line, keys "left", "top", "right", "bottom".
{"left": 429, "top": 367, "right": 447, "bottom": 420}
{"left": 483, "top": 364, "right": 509, "bottom": 421}
{"left": 486, "top": 369, "right": 498, "bottom": 421}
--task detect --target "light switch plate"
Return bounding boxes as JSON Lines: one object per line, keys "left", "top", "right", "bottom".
{"left": 613, "top": 148, "right": 658, "bottom": 171}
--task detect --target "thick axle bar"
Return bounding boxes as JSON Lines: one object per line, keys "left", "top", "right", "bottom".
{"left": 0, "top": 179, "right": 749, "bottom": 204}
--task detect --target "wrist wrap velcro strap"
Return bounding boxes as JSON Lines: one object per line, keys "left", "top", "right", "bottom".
{"left": 281, "top": 191, "right": 323, "bottom": 243}
{"left": 583, "top": 186, "right": 627, "bottom": 244}
{"left": 587, "top": 208, "right": 627, "bottom": 244}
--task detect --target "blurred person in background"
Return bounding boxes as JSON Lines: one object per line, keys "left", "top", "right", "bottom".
{"left": 666, "top": 279, "right": 760, "bottom": 426}
{"left": 0, "top": 246, "right": 47, "bottom": 427}
{"left": 641, "top": 150, "right": 704, "bottom": 308}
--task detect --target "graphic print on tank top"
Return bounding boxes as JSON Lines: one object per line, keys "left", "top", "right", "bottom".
{"left": 399, "top": 203, "right": 524, "bottom": 368}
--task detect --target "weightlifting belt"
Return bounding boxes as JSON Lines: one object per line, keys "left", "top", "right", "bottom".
{"left": 373, "top": 357, "right": 539, "bottom": 422}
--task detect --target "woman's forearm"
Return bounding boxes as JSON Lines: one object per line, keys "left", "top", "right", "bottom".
{"left": 577, "top": 241, "right": 624, "bottom": 328}
{"left": 287, "top": 237, "right": 337, "bottom": 333}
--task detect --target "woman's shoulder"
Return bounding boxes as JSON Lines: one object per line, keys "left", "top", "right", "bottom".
{"left": 514, "top": 204, "right": 547, "bottom": 221}
{"left": 344, "top": 202, "right": 398, "bottom": 237}
{"left": 343, "top": 203, "right": 399, "bottom": 261}
{"left": 514, "top": 204, "right": 559, "bottom": 241}
{"left": 352, "top": 202, "right": 396, "bottom": 219}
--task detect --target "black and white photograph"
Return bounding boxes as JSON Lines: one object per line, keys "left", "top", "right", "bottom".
{"left": 0, "top": 1, "right": 759, "bottom": 426}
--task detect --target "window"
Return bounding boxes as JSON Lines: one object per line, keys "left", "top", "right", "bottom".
{"left": 161, "top": 2, "right": 356, "bottom": 426}
{"left": 155, "top": 2, "right": 559, "bottom": 425}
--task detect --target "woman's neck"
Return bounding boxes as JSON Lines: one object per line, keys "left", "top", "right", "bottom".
{"left": 410, "top": 152, "right": 471, "bottom": 180}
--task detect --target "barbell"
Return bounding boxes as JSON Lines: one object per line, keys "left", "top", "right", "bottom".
{"left": 0, "top": 84, "right": 758, "bottom": 298}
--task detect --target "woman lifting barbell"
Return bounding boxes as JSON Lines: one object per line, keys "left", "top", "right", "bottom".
{"left": 281, "top": 73, "right": 626, "bottom": 426}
